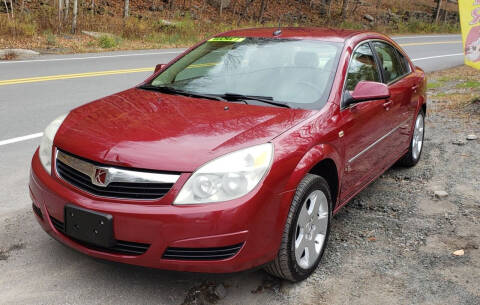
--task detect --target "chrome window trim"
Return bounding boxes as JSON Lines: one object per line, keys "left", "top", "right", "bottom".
{"left": 55, "top": 149, "right": 180, "bottom": 190}
{"left": 347, "top": 119, "right": 410, "bottom": 164}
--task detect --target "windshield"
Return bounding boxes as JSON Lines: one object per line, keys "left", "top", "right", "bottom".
{"left": 149, "top": 37, "right": 342, "bottom": 109}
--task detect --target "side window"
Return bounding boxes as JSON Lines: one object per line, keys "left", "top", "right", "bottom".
{"left": 373, "top": 42, "right": 404, "bottom": 83}
{"left": 396, "top": 49, "right": 412, "bottom": 75}
{"left": 345, "top": 43, "right": 381, "bottom": 91}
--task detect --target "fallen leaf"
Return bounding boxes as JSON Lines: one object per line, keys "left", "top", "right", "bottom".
{"left": 453, "top": 249, "right": 464, "bottom": 256}
{"left": 368, "top": 236, "right": 376, "bottom": 242}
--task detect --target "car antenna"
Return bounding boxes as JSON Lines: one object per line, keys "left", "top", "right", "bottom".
{"left": 273, "top": 17, "right": 282, "bottom": 36}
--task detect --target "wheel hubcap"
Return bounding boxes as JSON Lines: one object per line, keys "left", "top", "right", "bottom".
{"left": 294, "top": 190, "right": 329, "bottom": 269}
{"left": 412, "top": 113, "right": 424, "bottom": 160}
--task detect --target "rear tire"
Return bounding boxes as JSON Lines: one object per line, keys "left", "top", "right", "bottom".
{"left": 265, "top": 174, "right": 332, "bottom": 282}
{"left": 398, "top": 110, "right": 425, "bottom": 167}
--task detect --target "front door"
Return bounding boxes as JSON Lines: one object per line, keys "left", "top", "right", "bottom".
{"left": 338, "top": 43, "right": 395, "bottom": 202}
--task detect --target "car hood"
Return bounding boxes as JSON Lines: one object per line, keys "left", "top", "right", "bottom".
{"left": 55, "top": 88, "right": 314, "bottom": 172}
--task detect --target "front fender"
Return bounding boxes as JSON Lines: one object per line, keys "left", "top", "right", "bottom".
{"left": 284, "top": 143, "right": 342, "bottom": 195}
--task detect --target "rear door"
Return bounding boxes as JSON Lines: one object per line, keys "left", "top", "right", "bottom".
{"left": 339, "top": 43, "right": 393, "bottom": 202}
{"left": 372, "top": 41, "right": 416, "bottom": 157}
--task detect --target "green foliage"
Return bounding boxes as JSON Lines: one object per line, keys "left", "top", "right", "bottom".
{"left": 97, "top": 35, "right": 121, "bottom": 49}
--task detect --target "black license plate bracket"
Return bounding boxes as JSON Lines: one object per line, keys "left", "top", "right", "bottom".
{"left": 64, "top": 204, "right": 115, "bottom": 248}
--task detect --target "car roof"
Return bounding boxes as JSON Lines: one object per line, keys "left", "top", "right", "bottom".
{"left": 215, "top": 27, "right": 380, "bottom": 43}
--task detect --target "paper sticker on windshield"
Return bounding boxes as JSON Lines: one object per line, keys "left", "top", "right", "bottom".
{"left": 208, "top": 37, "right": 245, "bottom": 43}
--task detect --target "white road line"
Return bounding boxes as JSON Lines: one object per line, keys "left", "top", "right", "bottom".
{"left": 0, "top": 52, "right": 466, "bottom": 147}
{"left": 0, "top": 133, "right": 43, "bottom": 146}
{"left": 0, "top": 50, "right": 185, "bottom": 65}
{"left": 412, "top": 53, "right": 464, "bottom": 61}
{"left": 393, "top": 34, "right": 462, "bottom": 40}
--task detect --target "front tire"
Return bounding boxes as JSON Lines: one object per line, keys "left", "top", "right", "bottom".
{"left": 399, "top": 110, "right": 425, "bottom": 167}
{"left": 265, "top": 174, "right": 332, "bottom": 282}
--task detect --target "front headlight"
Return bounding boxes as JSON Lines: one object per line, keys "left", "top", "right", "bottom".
{"left": 174, "top": 143, "right": 274, "bottom": 205}
{"left": 39, "top": 114, "right": 68, "bottom": 174}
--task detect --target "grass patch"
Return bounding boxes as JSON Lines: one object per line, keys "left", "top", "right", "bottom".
{"left": 97, "top": 35, "right": 121, "bottom": 49}
{"left": 428, "top": 81, "right": 443, "bottom": 89}
{"left": 456, "top": 81, "right": 480, "bottom": 89}
{"left": 0, "top": 16, "right": 37, "bottom": 37}
{"left": 393, "top": 19, "right": 460, "bottom": 34}
{"left": 432, "top": 92, "right": 450, "bottom": 98}
{"left": 45, "top": 31, "right": 56, "bottom": 47}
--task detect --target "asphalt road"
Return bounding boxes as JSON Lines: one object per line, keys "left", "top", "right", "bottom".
{"left": 0, "top": 34, "right": 464, "bottom": 304}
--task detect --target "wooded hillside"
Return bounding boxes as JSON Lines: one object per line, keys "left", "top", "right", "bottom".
{"left": 0, "top": 0, "right": 460, "bottom": 53}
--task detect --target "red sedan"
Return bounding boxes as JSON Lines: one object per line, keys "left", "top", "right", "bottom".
{"left": 29, "top": 28, "right": 426, "bottom": 281}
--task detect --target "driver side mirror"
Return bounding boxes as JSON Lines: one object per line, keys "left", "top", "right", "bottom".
{"left": 154, "top": 64, "right": 166, "bottom": 74}
{"left": 343, "top": 81, "right": 390, "bottom": 108}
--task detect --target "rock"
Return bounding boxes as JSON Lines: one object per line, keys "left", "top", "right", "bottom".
{"left": 82, "top": 31, "right": 114, "bottom": 39}
{"left": 452, "top": 139, "right": 466, "bottom": 146}
{"left": 466, "top": 134, "right": 478, "bottom": 140}
{"left": 214, "top": 284, "right": 227, "bottom": 299}
{"left": 453, "top": 249, "right": 464, "bottom": 256}
{"left": 0, "top": 49, "right": 39, "bottom": 60}
{"left": 434, "top": 190, "right": 449, "bottom": 199}
{"left": 364, "top": 14, "right": 375, "bottom": 22}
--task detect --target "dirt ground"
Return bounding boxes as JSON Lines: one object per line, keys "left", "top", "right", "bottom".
{"left": 0, "top": 66, "right": 479, "bottom": 305}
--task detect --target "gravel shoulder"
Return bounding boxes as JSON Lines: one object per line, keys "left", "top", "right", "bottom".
{"left": 1, "top": 66, "right": 479, "bottom": 305}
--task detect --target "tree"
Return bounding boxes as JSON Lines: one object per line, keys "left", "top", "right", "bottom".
{"left": 124, "top": 0, "right": 129, "bottom": 19}
{"left": 72, "top": 0, "right": 78, "bottom": 33}
{"left": 258, "top": 0, "right": 268, "bottom": 23}
{"left": 341, "top": 0, "right": 350, "bottom": 21}
{"left": 434, "top": 0, "right": 442, "bottom": 23}
{"left": 64, "top": 0, "right": 70, "bottom": 21}
{"left": 58, "top": 0, "right": 64, "bottom": 22}
{"left": 3, "top": 0, "right": 10, "bottom": 19}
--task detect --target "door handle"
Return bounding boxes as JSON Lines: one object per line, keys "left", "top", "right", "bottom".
{"left": 383, "top": 100, "right": 393, "bottom": 110}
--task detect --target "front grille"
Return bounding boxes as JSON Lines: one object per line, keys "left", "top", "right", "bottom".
{"left": 55, "top": 153, "right": 175, "bottom": 200}
{"left": 32, "top": 203, "right": 43, "bottom": 220}
{"left": 50, "top": 216, "right": 150, "bottom": 256}
{"left": 162, "top": 243, "right": 244, "bottom": 261}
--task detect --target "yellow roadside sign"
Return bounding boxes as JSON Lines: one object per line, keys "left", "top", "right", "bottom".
{"left": 459, "top": 0, "right": 480, "bottom": 69}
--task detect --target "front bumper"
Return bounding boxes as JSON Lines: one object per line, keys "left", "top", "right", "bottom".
{"left": 29, "top": 150, "right": 294, "bottom": 273}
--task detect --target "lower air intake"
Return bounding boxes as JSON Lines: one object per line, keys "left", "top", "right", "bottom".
{"left": 162, "top": 243, "right": 244, "bottom": 261}
{"left": 32, "top": 203, "right": 43, "bottom": 220}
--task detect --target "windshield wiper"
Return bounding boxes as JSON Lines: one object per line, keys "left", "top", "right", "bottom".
{"left": 220, "top": 93, "right": 291, "bottom": 108}
{"left": 138, "top": 85, "right": 226, "bottom": 102}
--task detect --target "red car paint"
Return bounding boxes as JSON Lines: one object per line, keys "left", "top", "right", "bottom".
{"left": 29, "top": 28, "right": 426, "bottom": 273}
